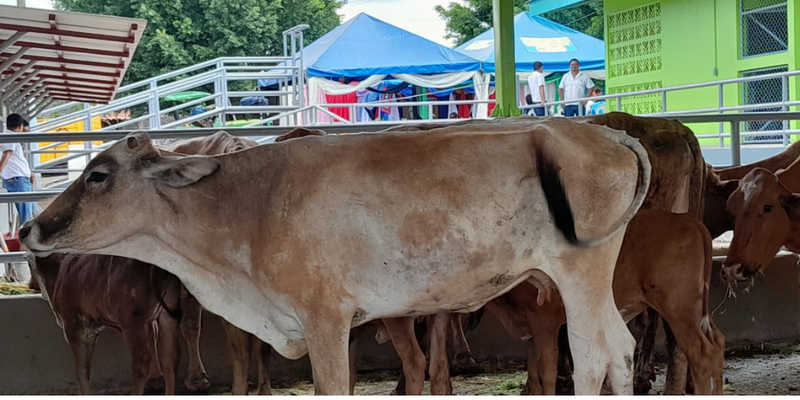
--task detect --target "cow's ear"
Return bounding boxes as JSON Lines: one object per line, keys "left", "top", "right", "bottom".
{"left": 780, "top": 193, "right": 800, "bottom": 221}
{"left": 143, "top": 156, "right": 220, "bottom": 188}
{"left": 720, "top": 179, "right": 740, "bottom": 199}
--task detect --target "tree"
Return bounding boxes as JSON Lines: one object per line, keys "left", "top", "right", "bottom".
{"left": 542, "top": 2, "right": 604, "bottom": 41}
{"left": 54, "top": 0, "right": 342, "bottom": 85}
{"left": 435, "top": 0, "right": 604, "bottom": 47}
{"left": 435, "top": 0, "right": 528, "bottom": 47}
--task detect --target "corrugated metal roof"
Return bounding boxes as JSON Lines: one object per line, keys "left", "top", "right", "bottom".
{"left": 0, "top": 5, "right": 147, "bottom": 109}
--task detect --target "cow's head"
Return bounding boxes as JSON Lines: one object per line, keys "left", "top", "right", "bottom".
{"left": 20, "top": 132, "right": 220, "bottom": 254}
{"left": 722, "top": 168, "right": 800, "bottom": 282}
{"left": 703, "top": 164, "right": 740, "bottom": 238}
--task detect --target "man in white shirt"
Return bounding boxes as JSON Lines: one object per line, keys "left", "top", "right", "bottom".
{"left": 558, "top": 59, "right": 596, "bottom": 117}
{"left": 527, "top": 61, "right": 547, "bottom": 116}
{"left": 1, "top": 114, "right": 35, "bottom": 225}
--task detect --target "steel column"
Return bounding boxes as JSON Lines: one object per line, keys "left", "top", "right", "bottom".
{"left": 491, "top": 0, "right": 521, "bottom": 117}
{"left": 0, "top": 32, "right": 25, "bottom": 54}
{"left": 0, "top": 48, "right": 28, "bottom": 75}
{"left": 4, "top": 71, "right": 39, "bottom": 98}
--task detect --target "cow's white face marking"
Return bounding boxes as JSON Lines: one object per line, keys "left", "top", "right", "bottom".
{"left": 741, "top": 178, "right": 762, "bottom": 203}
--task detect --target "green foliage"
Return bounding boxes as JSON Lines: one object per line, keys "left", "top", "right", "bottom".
{"left": 54, "top": 0, "right": 342, "bottom": 85}
{"left": 435, "top": 0, "right": 604, "bottom": 47}
{"left": 542, "top": 2, "right": 604, "bottom": 40}
{"left": 435, "top": 0, "right": 528, "bottom": 47}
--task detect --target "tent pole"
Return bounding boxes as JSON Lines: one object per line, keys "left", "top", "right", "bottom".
{"left": 491, "top": 0, "right": 521, "bottom": 117}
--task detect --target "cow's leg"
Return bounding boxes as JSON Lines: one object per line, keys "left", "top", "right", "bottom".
{"left": 555, "top": 324, "right": 574, "bottom": 394}
{"left": 526, "top": 308, "right": 562, "bottom": 395}
{"left": 156, "top": 311, "right": 181, "bottom": 395}
{"left": 429, "top": 313, "right": 453, "bottom": 395}
{"left": 125, "top": 322, "right": 157, "bottom": 395}
{"left": 450, "top": 314, "right": 477, "bottom": 373}
{"left": 632, "top": 309, "right": 659, "bottom": 394}
{"left": 64, "top": 325, "right": 99, "bottom": 395}
{"left": 654, "top": 304, "right": 725, "bottom": 395}
{"left": 522, "top": 343, "right": 539, "bottom": 395}
{"left": 221, "top": 320, "right": 252, "bottom": 395}
{"left": 255, "top": 338, "right": 273, "bottom": 395}
{"left": 549, "top": 270, "right": 634, "bottom": 395}
{"left": 304, "top": 313, "right": 353, "bottom": 395}
{"left": 348, "top": 330, "right": 361, "bottom": 395}
{"left": 662, "top": 322, "right": 689, "bottom": 395}
{"left": 180, "top": 290, "right": 211, "bottom": 391}
{"left": 383, "top": 317, "right": 426, "bottom": 395}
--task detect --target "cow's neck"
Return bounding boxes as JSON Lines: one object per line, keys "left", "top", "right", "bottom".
{"left": 93, "top": 232, "right": 309, "bottom": 360}
{"left": 777, "top": 164, "right": 800, "bottom": 191}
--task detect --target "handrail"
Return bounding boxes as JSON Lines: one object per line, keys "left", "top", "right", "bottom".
{"left": 3, "top": 110, "right": 800, "bottom": 205}
{"left": 6, "top": 111, "right": 800, "bottom": 144}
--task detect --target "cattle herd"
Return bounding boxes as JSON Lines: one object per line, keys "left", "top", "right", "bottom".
{"left": 13, "top": 111, "right": 800, "bottom": 395}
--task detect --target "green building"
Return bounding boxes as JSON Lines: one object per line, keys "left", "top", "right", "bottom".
{"left": 530, "top": 0, "right": 796, "bottom": 145}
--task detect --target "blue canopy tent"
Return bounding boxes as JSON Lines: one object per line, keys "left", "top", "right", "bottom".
{"left": 258, "top": 13, "right": 493, "bottom": 120}
{"left": 258, "top": 13, "right": 481, "bottom": 85}
{"left": 455, "top": 12, "right": 605, "bottom": 75}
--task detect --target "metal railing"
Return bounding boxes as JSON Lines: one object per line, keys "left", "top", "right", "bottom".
{"left": 22, "top": 25, "right": 310, "bottom": 182}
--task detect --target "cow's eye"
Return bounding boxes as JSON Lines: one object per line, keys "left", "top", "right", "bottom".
{"left": 764, "top": 204, "right": 773, "bottom": 213}
{"left": 86, "top": 171, "right": 108, "bottom": 184}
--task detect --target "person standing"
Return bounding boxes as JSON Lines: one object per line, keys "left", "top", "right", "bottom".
{"left": 0, "top": 114, "right": 36, "bottom": 226}
{"left": 527, "top": 61, "right": 547, "bottom": 116}
{"left": 558, "top": 59, "right": 596, "bottom": 117}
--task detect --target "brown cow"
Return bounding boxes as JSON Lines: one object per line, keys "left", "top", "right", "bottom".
{"left": 27, "top": 131, "right": 258, "bottom": 395}
{"left": 703, "top": 165, "right": 741, "bottom": 239}
{"left": 27, "top": 253, "right": 183, "bottom": 395}
{"left": 721, "top": 164, "right": 800, "bottom": 282}
{"left": 714, "top": 140, "right": 800, "bottom": 180}
{"left": 485, "top": 210, "right": 726, "bottom": 395}
{"left": 387, "top": 113, "right": 706, "bottom": 394}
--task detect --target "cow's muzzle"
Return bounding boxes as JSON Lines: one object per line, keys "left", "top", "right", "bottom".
{"left": 720, "top": 262, "right": 748, "bottom": 283}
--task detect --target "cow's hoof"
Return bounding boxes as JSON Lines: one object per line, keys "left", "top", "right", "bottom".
{"left": 144, "top": 377, "right": 165, "bottom": 394}
{"left": 556, "top": 374, "right": 574, "bottom": 395}
{"left": 633, "top": 376, "right": 653, "bottom": 395}
{"left": 451, "top": 352, "right": 481, "bottom": 374}
{"left": 184, "top": 374, "right": 211, "bottom": 392}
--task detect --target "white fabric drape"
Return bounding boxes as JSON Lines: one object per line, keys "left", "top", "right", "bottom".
{"left": 473, "top": 72, "right": 491, "bottom": 119}
{"left": 391, "top": 71, "right": 478, "bottom": 90}
{"left": 308, "top": 71, "right": 492, "bottom": 119}
{"left": 309, "top": 75, "right": 387, "bottom": 96}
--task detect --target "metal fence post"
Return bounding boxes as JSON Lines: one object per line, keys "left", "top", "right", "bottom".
{"left": 782, "top": 75, "right": 790, "bottom": 145}
{"left": 731, "top": 119, "right": 742, "bottom": 166}
{"left": 83, "top": 103, "right": 93, "bottom": 167}
{"left": 149, "top": 80, "right": 160, "bottom": 130}
{"left": 718, "top": 84, "right": 725, "bottom": 147}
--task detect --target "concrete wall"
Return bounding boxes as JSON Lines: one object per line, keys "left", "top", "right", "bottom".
{"left": 0, "top": 255, "right": 797, "bottom": 394}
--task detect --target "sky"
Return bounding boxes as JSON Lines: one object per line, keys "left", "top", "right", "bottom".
{"left": 1, "top": 0, "right": 464, "bottom": 48}
{"left": 339, "top": 0, "right": 465, "bottom": 48}
{"left": 0, "top": 0, "right": 53, "bottom": 9}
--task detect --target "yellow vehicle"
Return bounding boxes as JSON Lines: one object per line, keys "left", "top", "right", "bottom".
{"left": 35, "top": 117, "right": 104, "bottom": 164}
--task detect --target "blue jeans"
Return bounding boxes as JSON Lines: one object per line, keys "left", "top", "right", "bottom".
{"left": 3, "top": 177, "right": 34, "bottom": 226}
{"left": 532, "top": 106, "right": 546, "bottom": 116}
{"left": 564, "top": 105, "right": 580, "bottom": 117}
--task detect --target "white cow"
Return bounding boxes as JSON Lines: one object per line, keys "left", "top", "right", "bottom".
{"left": 22, "top": 118, "right": 651, "bottom": 394}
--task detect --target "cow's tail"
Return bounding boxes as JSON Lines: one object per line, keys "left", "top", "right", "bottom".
{"left": 534, "top": 133, "right": 651, "bottom": 248}
{"left": 699, "top": 220, "right": 715, "bottom": 335}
